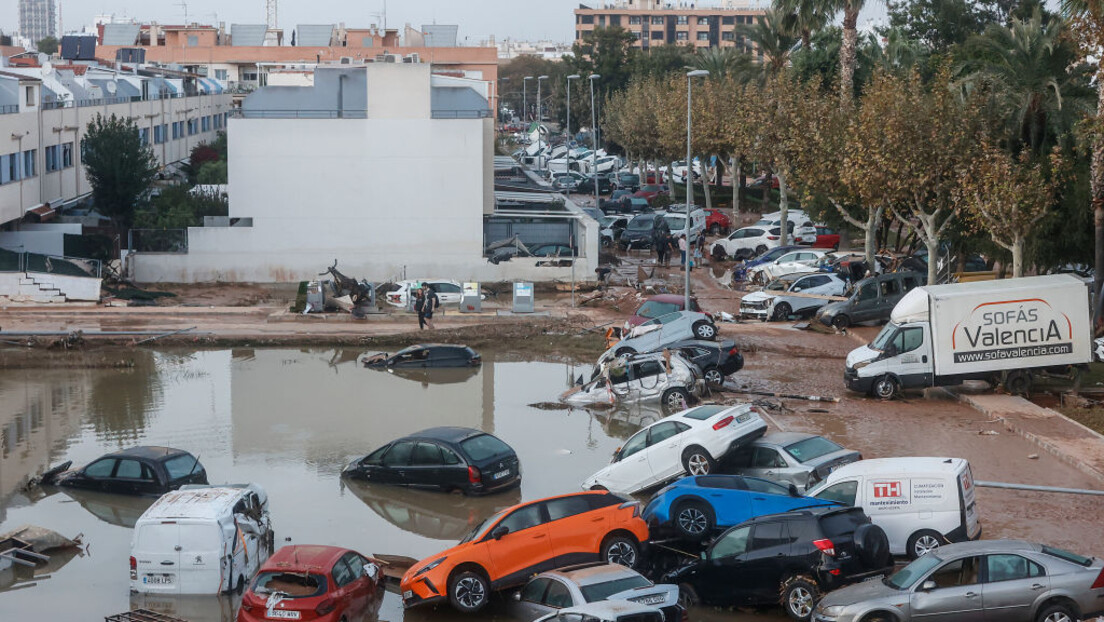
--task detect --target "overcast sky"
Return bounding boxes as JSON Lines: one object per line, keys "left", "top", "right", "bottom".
{"left": 3, "top": 1, "right": 890, "bottom": 44}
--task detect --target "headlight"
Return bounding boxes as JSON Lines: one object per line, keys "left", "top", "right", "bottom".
{"left": 852, "top": 360, "right": 870, "bottom": 370}
{"left": 818, "top": 605, "right": 845, "bottom": 618}
{"left": 414, "top": 557, "right": 446, "bottom": 577}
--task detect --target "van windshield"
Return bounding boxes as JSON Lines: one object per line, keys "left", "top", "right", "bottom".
{"left": 870, "top": 322, "right": 899, "bottom": 352}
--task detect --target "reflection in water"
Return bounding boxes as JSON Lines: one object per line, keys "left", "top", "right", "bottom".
{"left": 131, "top": 592, "right": 241, "bottom": 622}
{"left": 57, "top": 488, "right": 156, "bottom": 529}
{"left": 592, "top": 403, "right": 669, "bottom": 440}
{"left": 342, "top": 479, "right": 522, "bottom": 541}
{"left": 0, "top": 546, "right": 81, "bottom": 593}
{"left": 86, "top": 349, "right": 164, "bottom": 444}
{"left": 386, "top": 366, "right": 481, "bottom": 386}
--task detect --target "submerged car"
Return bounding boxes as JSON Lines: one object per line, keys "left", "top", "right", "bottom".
{"left": 343, "top": 427, "right": 520, "bottom": 495}
{"left": 361, "top": 344, "right": 481, "bottom": 368}
{"left": 815, "top": 540, "right": 1104, "bottom": 622}
{"left": 512, "top": 563, "right": 682, "bottom": 622}
{"left": 727, "top": 432, "right": 862, "bottom": 492}
{"left": 238, "top": 545, "right": 382, "bottom": 622}
{"left": 400, "top": 491, "right": 649, "bottom": 613}
{"left": 641, "top": 474, "right": 837, "bottom": 540}
{"left": 41, "top": 446, "right": 208, "bottom": 496}
{"left": 564, "top": 351, "right": 704, "bottom": 409}
{"left": 581, "top": 404, "right": 768, "bottom": 495}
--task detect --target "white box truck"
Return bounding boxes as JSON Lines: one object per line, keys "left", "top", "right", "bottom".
{"left": 844, "top": 274, "right": 1092, "bottom": 399}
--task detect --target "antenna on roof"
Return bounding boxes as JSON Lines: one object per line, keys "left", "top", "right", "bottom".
{"left": 266, "top": 0, "right": 278, "bottom": 29}
{"left": 176, "top": 0, "right": 189, "bottom": 24}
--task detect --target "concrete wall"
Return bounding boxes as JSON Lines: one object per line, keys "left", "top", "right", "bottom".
{"left": 0, "top": 222, "right": 82, "bottom": 255}
{"left": 0, "top": 272, "right": 101, "bottom": 301}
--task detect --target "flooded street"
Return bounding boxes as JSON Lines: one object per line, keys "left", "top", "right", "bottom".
{"left": 0, "top": 348, "right": 654, "bottom": 622}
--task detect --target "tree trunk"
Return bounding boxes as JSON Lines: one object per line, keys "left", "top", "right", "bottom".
{"left": 1012, "top": 235, "right": 1025, "bottom": 278}
{"left": 864, "top": 208, "right": 882, "bottom": 268}
{"left": 926, "top": 236, "right": 939, "bottom": 285}
{"left": 840, "top": 7, "right": 859, "bottom": 110}
{"left": 702, "top": 157, "right": 713, "bottom": 210}
{"left": 1093, "top": 66, "right": 1104, "bottom": 320}
{"left": 733, "top": 157, "right": 742, "bottom": 214}
{"left": 778, "top": 173, "right": 790, "bottom": 247}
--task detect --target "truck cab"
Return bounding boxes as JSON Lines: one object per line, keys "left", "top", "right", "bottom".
{"left": 845, "top": 321, "right": 934, "bottom": 399}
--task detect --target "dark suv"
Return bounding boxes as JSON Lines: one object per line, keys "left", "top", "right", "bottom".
{"left": 662, "top": 507, "right": 891, "bottom": 622}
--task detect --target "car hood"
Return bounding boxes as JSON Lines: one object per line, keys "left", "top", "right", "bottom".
{"left": 818, "top": 301, "right": 846, "bottom": 317}
{"left": 818, "top": 577, "right": 900, "bottom": 608}
{"left": 804, "top": 449, "right": 863, "bottom": 474}
{"left": 360, "top": 352, "right": 392, "bottom": 367}
{"left": 741, "top": 291, "right": 774, "bottom": 304}
{"left": 845, "top": 345, "right": 879, "bottom": 369}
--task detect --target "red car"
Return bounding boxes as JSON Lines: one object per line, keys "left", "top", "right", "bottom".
{"left": 814, "top": 225, "right": 840, "bottom": 250}
{"left": 704, "top": 209, "right": 731, "bottom": 235}
{"left": 632, "top": 184, "right": 668, "bottom": 203}
{"left": 627, "top": 294, "right": 703, "bottom": 328}
{"left": 238, "top": 545, "right": 382, "bottom": 622}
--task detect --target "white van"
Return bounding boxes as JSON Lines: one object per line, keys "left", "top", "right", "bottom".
{"left": 131, "top": 484, "right": 273, "bottom": 594}
{"left": 806, "top": 457, "right": 980, "bottom": 559}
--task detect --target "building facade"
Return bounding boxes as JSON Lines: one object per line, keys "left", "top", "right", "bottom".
{"left": 575, "top": 0, "right": 765, "bottom": 50}
{"left": 19, "top": 0, "right": 56, "bottom": 44}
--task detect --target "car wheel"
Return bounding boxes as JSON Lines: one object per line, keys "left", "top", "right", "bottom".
{"left": 1037, "top": 603, "right": 1076, "bottom": 622}
{"left": 772, "top": 302, "right": 792, "bottom": 322}
{"left": 682, "top": 446, "right": 716, "bottom": 476}
{"left": 703, "top": 366, "right": 725, "bottom": 388}
{"left": 832, "top": 315, "right": 850, "bottom": 330}
{"left": 853, "top": 523, "right": 891, "bottom": 568}
{"left": 601, "top": 237, "right": 611, "bottom": 248}
{"left": 710, "top": 224, "right": 721, "bottom": 236}
{"left": 872, "top": 375, "right": 899, "bottom": 400}
{"left": 781, "top": 575, "right": 819, "bottom": 622}
{"left": 1004, "top": 370, "right": 1032, "bottom": 395}
{"left": 662, "top": 387, "right": 690, "bottom": 410}
{"left": 616, "top": 346, "right": 636, "bottom": 357}
{"left": 677, "top": 583, "right": 701, "bottom": 609}
{"left": 906, "top": 529, "right": 945, "bottom": 559}
{"left": 755, "top": 245, "right": 768, "bottom": 255}
{"left": 711, "top": 245, "right": 728, "bottom": 261}
{"left": 448, "top": 570, "right": 490, "bottom": 613}
{"left": 602, "top": 535, "right": 640, "bottom": 568}
{"left": 674, "top": 501, "right": 714, "bottom": 539}
{"left": 692, "top": 321, "right": 717, "bottom": 340}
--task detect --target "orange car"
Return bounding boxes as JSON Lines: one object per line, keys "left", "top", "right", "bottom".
{"left": 400, "top": 490, "right": 649, "bottom": 613}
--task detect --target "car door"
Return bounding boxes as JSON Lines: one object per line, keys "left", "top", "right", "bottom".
{"left": 697, "top": 525, "right": 755, "bottom": 606}
{"left": 750, "top": 448, "right": 803, "bottom": 490}
{"left": 742, "top": 521, "right": 795, "bottom": 601}
{"left": 645, "top": 421, "right": 691, "bottom": 484}
{"left": 114, "top": 458, "right": 161, "bottom": 495}
{"left": 604, "top": 429, "right": 652, "bottom": 492}
{"left": 693, "top": 475, "right": 752, "bottom": 528}
{"left": 487, "top": 503, "right": 555, "bottom": 584}
{"left": 407, "top": 442, "right": 447, "bottom": 489}
{"left": 887, "top": 325, "right": 932, "bottom": 388}
{"left": 811, "top": 479, "right": 859, "bottom": 506}
{"left": 433, "top": 282, "right": 462, "bottom": 305}
{"left": 910, "top": 556, "right": 985, "bottom": 622}
{"left": 342, "top": 553, "right": 376, "bottom": 615}
{"left": 981, "top": 554, "right": 1048, "bottom": 622}
{"left": 629, "top": 359, "right": 668, "bottom": 402}
{"left": 850, "top": 282, "right": 880, "bottom": 322}
{"left": 79, "top": 458, "right": 118, "bottom": 492}
{"left": 877, "top": 277, "right": 903, "bottom": 319}
{"left": 744, "top": 477, "right": 800, "bottom": 517}
{"left": 329, "top": 555, "right": 358, "bottom": 615}
{"left": 378, "top": 441, "right": 415, "bottom": 486}
{"left": 517, "top": 578, "right": 556, "bottom": 620}
{"left": 543, "top": 495, "right": 602, "bottom": 566}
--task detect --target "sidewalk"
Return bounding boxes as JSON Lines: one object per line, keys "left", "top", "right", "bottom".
{"left": 952, "top": 390, "right": 1104, "bottom": 484}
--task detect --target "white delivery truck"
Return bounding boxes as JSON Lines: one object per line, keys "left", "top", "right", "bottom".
{"left": 844, "top": 274, "right": 1092, "bottom": 399}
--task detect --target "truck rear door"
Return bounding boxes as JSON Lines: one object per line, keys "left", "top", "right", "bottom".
{"left": 958, "top": 463, "right": 980, "bottom": 540}
{"left": 134, "top": 522, "right": 182, "bottom": 593}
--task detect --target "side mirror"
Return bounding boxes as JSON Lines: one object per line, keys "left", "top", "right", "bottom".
{"left": 789, "top": 484, "right": 801, "bottom": 497}
{"left": 492, "top": 525, "right": 509, "bottom": 540}
{"left": 920, "top": 580, "right": 937, "bottom": 592}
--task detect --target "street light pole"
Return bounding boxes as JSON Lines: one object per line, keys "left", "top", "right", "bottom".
{"left": 523, "top": 76, "right": 533, "bottom": 124}
{"left": 685, "top": 69, "right": 709, "bottom": 310}
{"left": 566, "top": 74, "right": 580, "bottom": 178}
{"left": 537, "top": 75, "right": 548, "bottom": 170}
{"left": 589, "top": 73, "right": 600, "bottom": 210}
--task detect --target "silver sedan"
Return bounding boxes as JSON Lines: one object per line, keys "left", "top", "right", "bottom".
{"left": 727, "top": 432, "right": 862, "bottom": 492}
{"left": 511, "top": 563, "right": 682, "bottom": 622}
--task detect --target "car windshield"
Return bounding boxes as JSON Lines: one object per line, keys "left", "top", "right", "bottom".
{"left": 461, "top": 509, "right": 508, "bottom": 544}
{"left": 886, "top": 555, "right": 943, "bottom": 590}
{"left": 580, "top": 575, "right": 653, "bottom": 602}
{"left": 637, "top": 300, "right": 680, "bottom": 319}
{"left": 765, "top": 275, "right": 801, "bottom": 292}
{"left": 759, "top": 248, "right": 790, "bottom": 262}
{"left": 460, "top": 434, "right": 512, "bottom": 461}
{"left": 783, "top": 436, "right": 843, "bottom": 463}
{"left": 600, "top": 217, "right": 617, "bottom": 228}
{"left": 164, "top": 454, "right": 203, "bottom": 480}
{"left": 395, "top": 345, "right": 426, "bottom": 356}
{"left": 252, "top": 572, "right": 328, "bottom": 598}
{"left": 627, "top": 217, "right": 654, "bottom": 231}
{"left": 870, "top": 322, "right": 899, "bottom": 352}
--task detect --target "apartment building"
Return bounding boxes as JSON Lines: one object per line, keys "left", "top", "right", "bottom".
{"left": 19, "top": 0, "right": 56, "bottom": 44}
{"left": 575, "top": 0, "right": 766, "bottom": 51}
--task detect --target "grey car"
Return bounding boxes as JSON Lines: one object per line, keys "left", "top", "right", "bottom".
{"left": 512, "top": 563, "right": 682, "bottom": 622}
{"left": 817, "top": 272, "right": 925, "bottom": 329}
{"left": 726, "top": 432, "right": 862, "bottom": 492}
{"left": 598, "top": 311, "right": 718, "bottom": 365}
{"left": 815, "top": 540, "right": 1104, "bottom": 622}
{"left": 535, "top": 600, "right": 665, "bottom": 622}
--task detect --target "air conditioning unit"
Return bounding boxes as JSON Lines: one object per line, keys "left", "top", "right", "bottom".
{"left": 402, "top": 53, "right": 420, "bottom": 63}
{"left": 340, "top": 56, "right": 352, "bottom": 64}
{"left": 382, "top": 53, "right": 400, "bottom": 63}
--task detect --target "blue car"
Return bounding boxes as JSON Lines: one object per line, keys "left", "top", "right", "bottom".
{"left": 641, "top": 474, "right": 838, "bottom": 540}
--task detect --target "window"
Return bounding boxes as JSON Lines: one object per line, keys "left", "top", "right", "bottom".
{"left": 903, "top": 276, "right": 920, "bottom": 291}
{"left": 382, "top": 441, "right": 414, "bottom": 466}
{"left": 633, "top": 360, "right": 664, "bottom": 379}
{"left": 6, "top": 153, "right": 18, "bottom": 183}
{"left": 856, "top": 283, "right": 877, "bottom": 301}
{"left": 45, "top": 145, "right": 59, "bottom": 172}
{"left": 632, "top": 31, "right": 643, "bottom": 39}
{"left": 84, "top": 459, "right": 116, "bottom": 478}
{"left": 928, "top": 557, "right": 981, "bottom": 589}
{"left": 521, "top": 578, "right": 551, "bottom": 603}
{"left": 153, "top": 125, "right": 164, "bottom": 144}
{"left": 609, "top": 15, "right": 621, "bottom": 26}
{"left": 172, "top": 122, "right": 180, "bottom": 139}
{"left": 750, "top": 522, "right": 790, "bottom": 550}
{"left": 215, "top": 69, "right": 228, "bottom": 80}
{"left": 579, "top": 14, "right": 594, "bottom": 25}
{"left": 629, "top": 15, "right": 642, "bottom": 24}
{"left": 698, "top": 17, "right": 710, "bottom": 25}
{"left": 23, "top": 149, "right": 35, "bottom": 177}
{"left": 895, "top": 327, "right": 924, "bottom": 354}
{"left": 722, "top": 16, "right": 735, "bottom": 25}
{"left": 116, "top": 459, "right": 153, "bottom": 480}
{"left": 499, "top": 503, "right": 544, "bottom": 534}
{"left": 545, "top": 496, "right": 591, "bottom": 521}
{"left": 62, "top": 142, "right": 73, "bottom": 168}
{"left": 696, "top": 32, "right": 710, "bottom": 40}
{"left": 722, "top": 31, "right": 734, "bottom": 41}
{"left": 598, "top": 15, "right": 606, "bottom": 25}
{"left": 139, "top": 128, "right": 149, "bottom": 145}
{"left": 25, "top": 86, "right": 35, "bottom": 106}
{"left": 744, "top": 477, "right": 791, "bottom": 496}
{"left": 345, "top": 553, "right": 367, "bottom": 579}
{"left": 164, "top": 454, "right": 203, "bottom": 480}
{"left": 710, "top": 526, "right": 750, "bottom": 559}
{"left": 751, "top": 447, "right": 787, "bottom": 469}
{"left": 620, "top": 430, "right": 648, "bottom": 459}
{"left": 652, "top": 16, "right": 665, "bottom": 25}
{"left": 880, "top": 278, "right": 900, "bottom": 297}
{"left": 815, "top": 480, "right": 858, "bottom": 505}
{"left": 784, "top": 436, "right": 843, "bottom": 463}
{"left": 459, "top": 434, "right": 510, "bottom": 461}
{"left": 331, "top": 558, "right": 356, "bottom": 587}
{"left": 544, "top": 580, "right": 573, "bottom": 608}
{"left": 986, "top": 554, "right": 1044, "bottom": 582}
{"left": 412, "top": 442, "right": 444, "bottom": 466}
{"left": 677, "top": 16, "right": 689, "bottom": 25}
{"left": 648, "top": 421, "right": 687, "bottom": 446}
{"left": 187, "top": 35, "right": 199, "bottom": 46}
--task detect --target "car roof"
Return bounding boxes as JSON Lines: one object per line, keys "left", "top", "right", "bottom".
{"left": 930, "top": 540, "right": 1041, "bottom": 557}
{"left": 828, "top": 457, "right": 966, "bottom": 479}
{"left": 264, "top": 545, "right": 349, "bottom": 570}
{"left": 545, "top": 562, "right": 643, "bottom": 586}
{"left": 141, "top": 485, "right": 260, "bottom": 521}
{"left": 406, "top": 426, "right": 486, "bottom": 443}
{"left": 755, "top": 432, "right": 820, "bottom": 446}
{"left": 105, "top": 446, "right": 192, "bottom": 461}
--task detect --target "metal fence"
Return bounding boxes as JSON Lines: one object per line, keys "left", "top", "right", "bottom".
{"left": 0, "top": 104, "right": 18, "bottom": 115}
{"left": 0, "top": 248, "right": 102, "bottom": 278}
{"left": 129, "top": 229, "right": 189, "bottom": 254}
{"left": 230, "top": 109, "right": 368, "bottom": 119}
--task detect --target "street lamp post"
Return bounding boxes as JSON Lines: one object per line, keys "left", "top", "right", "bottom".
{"left": 537, "top": 75, "right": 548, "bottom": 170}
{"left": 588, "top": 73, "right": 600, "bottom": 211}
{"left": 523, "top": 76, "right": 533, "bottom": 124}
{"left": 566, "top": 74, "right": 580, "bottom": 172}
{"left": 685, "top": 69, "right": 709, "bottom": 309}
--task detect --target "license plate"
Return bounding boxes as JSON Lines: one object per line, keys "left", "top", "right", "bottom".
{"left": 144, "top": 574, "right": 174, "bottom": 585}
{"left": 267, "top": 610, "right": 301, "bottom": 620}
{"left": 635, "top": 595, "right": 665, "bottom": 606}
{"left": 736, "top": 413, "right": 751, "bottom": 423}
{"left": 494, "top": 469, "right": 510, "bottom": 480}
{"left": 403, "top": 590, "right": 413, "bottom": 599}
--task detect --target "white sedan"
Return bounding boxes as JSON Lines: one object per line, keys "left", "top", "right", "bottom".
{"left": 740, "top": 272, "right": 848, "bottom": 321}
{"left": 581, "top": 404, "right": 767, "bottom": 495}
{"left": 748, "top": 248, "right": 830, "bottom": 283}
{"left": 383, "top": 279, "right": 464, "bottom": 308}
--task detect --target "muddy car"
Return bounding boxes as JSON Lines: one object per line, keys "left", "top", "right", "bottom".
{"left": 563, "top": 351, "right": 704, "bottom": 409}
{"left": 360, "top": 344, "right": 481, "bottom": 369}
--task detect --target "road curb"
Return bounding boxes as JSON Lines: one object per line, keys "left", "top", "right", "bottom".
{"left": 948, "top": 389, "right": 1104, "bottom": 485}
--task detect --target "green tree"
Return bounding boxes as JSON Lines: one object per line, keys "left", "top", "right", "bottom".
{"left": 82, "top": 114, "right": 158, "bottom": 231}
{"left": 35, "top": 36, "right": 58, "bottom": 55}
{"left": 568, "top": 27, "right": 637, "bottom": 95}
{"left": 133, "top": 184, "right": 229, "bottom": 229}
{"left": 737, "top": 7, "right": 801, "bottom": 82}
{"left": 197, "top": 160, "right": 228, "bottom": 185}
{"left": 629, "top": 44, "right": 697, "bottom": 79}
{"left": 775, "top": 0, "right": 832, "bottom": 49}
{"left": 888, "top": 0, "right": 1001, "bottom": 51}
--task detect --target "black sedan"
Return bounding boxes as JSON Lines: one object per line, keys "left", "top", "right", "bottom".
{"left": 361, "top": 344, "right": 481, "bottom": 368}
{"left": 41, "top": 446, "right": 208, "bottom": 496}
{"left": 342, "top": 427, "right": 521, "bottom": 495}
{"left": 666, "top": 339, "right": 744, "bottom": 387}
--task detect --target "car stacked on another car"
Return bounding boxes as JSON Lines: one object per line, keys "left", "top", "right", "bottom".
{"left": 665, "top": 339, "right": 744, "bottom": 387}
{"left": 749, "top": 248, "right": 831, "bottom": 284}
{"left": 626, "top": 295, "right": 702, "bottom": 328}
{"left": 512, "top": 563, "right": 683, "bottom": 622}
{"left": 565, "top": 350, "right": 705, "bottom": 410}
{"left": 740, "top": 273, "right": 848, "bottom": 322}
{"left": 600, "top": 311, "right": 719, "bottom": 362}
{"left": 728, "top": 433, "right": 863, "bottom": 493}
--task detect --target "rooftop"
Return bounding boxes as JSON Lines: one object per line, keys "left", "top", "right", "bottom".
{"left": 142, "top": 485, "right": 260, "bottom": 521}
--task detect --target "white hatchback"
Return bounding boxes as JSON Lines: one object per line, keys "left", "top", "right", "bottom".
{"left": 581, "top": 404, "right": 767, "bottom": 495}
{"left": 384, "top": 279, "right": 464, "bottom": 308}
{"left": 748, "top": 248, "right": 830, "bottom": 283}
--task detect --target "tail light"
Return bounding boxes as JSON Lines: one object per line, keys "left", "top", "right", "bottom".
{"left": 129, "top": 556, "right": 137, "bottom": 580}
{"left": 1091, "top": 568, "right": 1104, "bottom": 590}
{"left": 813, "top": 539, "right": 836, "bottom": 557}
{"left": 316, "top": 598, "right": 336, "bottom": 616}
{"left": 767, "top": 235, "right": 779, "bottom": 240}
{"left": 728, "top": 346, "right": 739, "bottom": 356}
{"left": 712, "top": 415, "right": 734, "bottom": 430}
{"left": 468, "top": 466, "right": 482, "bottom": 484}
{"left": 240, "top": 593, "right": 258, "bottom": 613}
{"left": 619, "top": 500, "right": 641, "bottom": 517}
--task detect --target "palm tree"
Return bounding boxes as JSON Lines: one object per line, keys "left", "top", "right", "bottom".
{"left": 737, "top": 7, "right": 801, "bottom": 82}
{"left": 689, "top": 47, "right": 753, "bottom": 82}
{"left": 956, "top": 9, "right": 1091, "bottom": 155}
{"left": 863, "top": 27, "right": 925, "bottom": 73}
{"left": 1059, "top": 0, "right": 1104, "bottom": 310}
{"left": 774, "top": 0, "right": 831, "bottom": 50}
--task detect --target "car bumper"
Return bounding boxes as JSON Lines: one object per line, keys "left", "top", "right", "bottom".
{"left": 471, "top": 474, "right": 521, "bottom": 495}
{"left": 402, "top": 577, "right": 447, "bottom": 609}
{"left": 720, "top": 355, "right": 744, "bottom": 375}
{"left": 739, "top": 307, "right": 769, "bottom": 320}
{"left": 844, "top": 367, "right": 874, "bottom": 393}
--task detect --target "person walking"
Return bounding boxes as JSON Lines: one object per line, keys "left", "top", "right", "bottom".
{"left": 414, "top": 288, "right": 428, "bottom": 330}
{"left": 654, "top": 228, "right": 668, "bottom": 267}
{"left": 678, "top": 234, "right": 688, "bottom": 271}
{"left": 422, "top": 284, "right": 440, "bottom": 330}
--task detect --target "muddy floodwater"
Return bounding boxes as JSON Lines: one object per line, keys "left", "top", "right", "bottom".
{"left": 0, "top": 348, "right": 762, "bottom": 622}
